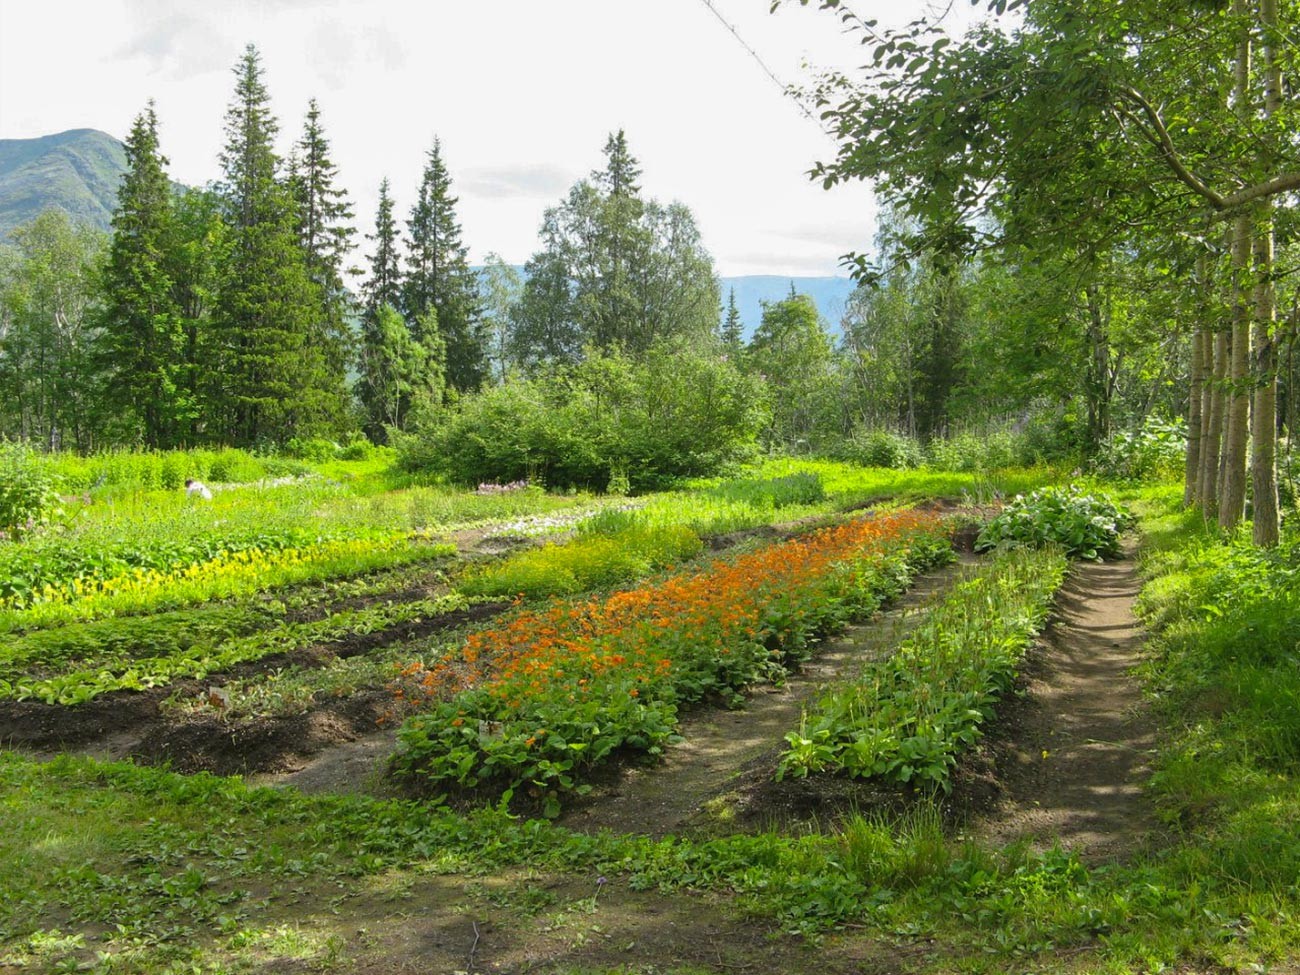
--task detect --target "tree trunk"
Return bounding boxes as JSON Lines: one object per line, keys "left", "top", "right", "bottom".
{"left": 1251, "top": 213, "right": 1279, "bottom": 545}
{"left": 1219, "top": 212, "right": 1252, "bottom": 530}
{"left": 1250, "top": 0, "right": 1283, "bottom": 546}
{"left": 1083, "top": 283, "right": 1111, "bottom": 456}
{"left": 1200, "top": 326, "right": 1227, "bottom": 518}
{"left": 1185, "top": 327, "right": 1205, "bottom": 507}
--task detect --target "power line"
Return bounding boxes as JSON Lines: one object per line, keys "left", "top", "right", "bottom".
{"left": 696, "top": 0, "right": 823, "bottom": 128}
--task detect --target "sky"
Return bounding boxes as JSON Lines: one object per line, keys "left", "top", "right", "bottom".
{"left": 0, "top": 0, "right": 986, "bottom": 278}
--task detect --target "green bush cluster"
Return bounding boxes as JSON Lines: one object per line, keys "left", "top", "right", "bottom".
{"left": 835, "top": 428, "right": 926, "bottom": 469}
{"left": 977, "top": 485, "right": 1131, "bottom": 560}
{"left": 926, "top": 431, "right": 1023, "bottom": 472}
{"left": 0, "top": 444, "right": 63, "bottom": 539}
{"left": 706, "top": 471, "right": 826, "bottom": 508}
{"left": 395, "top": 344, "right": 766, "bottom": 491}
{"left": 44, "top": 447, "right": 302, "bottom": 492}
{"left": 779, "top": 547, "right": 1067, "bottom": 790}
{"left": 1094, "top": 416, "right": 1187, "bottom": 482}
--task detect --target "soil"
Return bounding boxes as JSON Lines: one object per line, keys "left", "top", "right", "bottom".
{"left": 968, "top": 540, "right": 1159, "bottom": 861}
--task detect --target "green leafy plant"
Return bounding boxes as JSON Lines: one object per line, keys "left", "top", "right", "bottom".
{"left": 778, "top": 546, "right": 1067, "bottom": 790}
{"left": 0, "top": 444, "right": 63, "bottom": 540}
{"left": 976, "top": 485, "right": 1131, "bottom": 560}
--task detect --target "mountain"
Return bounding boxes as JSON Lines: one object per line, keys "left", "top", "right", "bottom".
{"left": 0, "top": 129, "right": 127, "bottom": 240}
{"left": 478, "top": 266, "right": 857, "bottom": 340}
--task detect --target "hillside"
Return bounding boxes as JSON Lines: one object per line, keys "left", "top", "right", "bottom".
{"left": 0, "top": 129, "right": 126, "bottom": 239}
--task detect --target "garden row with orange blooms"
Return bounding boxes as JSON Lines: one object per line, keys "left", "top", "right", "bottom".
{"left": 390, "top": 510, "right": 954, "bottom": 814}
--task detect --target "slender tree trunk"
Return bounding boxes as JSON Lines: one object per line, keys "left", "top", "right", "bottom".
{"left": 1250, "top": 0, "right": 1283, "bottom": 546}
{"left": 1201, "top": 326, "right": 1227, "bottom": 518}
{"left": 1083, "top": 283, "right": 1111, "bottom": 456}
{"left": 1219, "top": 212, "right": 1252, "bottom": 530}
{"left": 1251, "top": 213, "right": 1279, "bottom": 545}
{"left": 1185, "top": 328, "right": 1205, "bottom": 507}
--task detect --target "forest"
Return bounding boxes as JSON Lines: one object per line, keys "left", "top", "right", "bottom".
{"left": 7, "top": 20, "right": 1275, "bottom": 510}
{"left": 3, "top": 2, "right": 1300, "bottom": 973}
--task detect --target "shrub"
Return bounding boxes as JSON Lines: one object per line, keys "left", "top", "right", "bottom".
{"left": 707, "top": 471, "right": 825, "bottom": 508}
{"left": 0, "top": 445, "right": 63, "bottom": 540}
{"left": 976, "top": 485, "right": 1131, "bottom": 560}
{"left": 927, "top": 431, "right": 1020, "bottom": 472}
{"left": 1094, "top": 416, "right": 1187, "bottom": 482}
{"left": 285, "top": 437, "right": 341, "bottom": 462}
{"left": 838, "top": 428, "right": 925, "bottom": 469}
{"left": 396, "top": 344, "right": 767, "bottom": 491}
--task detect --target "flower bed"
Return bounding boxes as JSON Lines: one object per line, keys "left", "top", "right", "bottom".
{"left": 778, "top": 546, "right": 1067, "bottom": 791}
{"left": 391, "top": 510, "right": 953, "bottom": 812}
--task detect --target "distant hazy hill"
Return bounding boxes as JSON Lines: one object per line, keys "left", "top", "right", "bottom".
{"left": 0, "top": 129, "right": 127, "bottom": 240}
{"left": 720, "top": 275, "right": 856, "bottom": 338}
{"left": 479, "top": 267, "right": 857, "bottom": 340}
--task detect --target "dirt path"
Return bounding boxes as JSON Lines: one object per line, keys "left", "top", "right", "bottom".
{"left": 561, "top": 558, "right": 974, "bottom": 836}
{"left": 973, "top": 541, "right": 1158, "bottom": 861}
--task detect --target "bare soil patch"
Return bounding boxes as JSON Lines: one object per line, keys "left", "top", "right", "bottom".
{"left": 968, "top": 541, "right": 1158, "bottom": 861}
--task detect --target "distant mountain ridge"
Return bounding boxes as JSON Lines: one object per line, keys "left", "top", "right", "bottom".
{"left": 0, "top": 129, "right": 127, "bottom": 239}
{"left": 720, "top": 274, "right": 855, "bottom": 338}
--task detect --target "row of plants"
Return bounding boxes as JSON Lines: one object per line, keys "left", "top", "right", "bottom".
{"left": 391, "top": 510, "right": 955, "bottom": 814}
{"left": 0, "top": 589, "right": 470, "bottom": 706}
{"left": 0, "top": 535, "right": 456, "bottom": 635}
{"left": 778, "top": 546, "right": 1068, "bottom": 790}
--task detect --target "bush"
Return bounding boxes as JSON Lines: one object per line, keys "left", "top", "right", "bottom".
{"left": 927, "top": 431, "right": 1021, "bottom": 472}
{"left": 976, "top": 485, "right": 1132, "bottom": 560}
{"left": 1094, "top": 416, "right": 1187, "bottom": 482}
{"left": 0, "top": 445, "right": 63, "bottom": 540}
{"left": 285, "top": 437, "right": 341, "bottom": 462}
{"left": 397, "top": 344, "right": 767, "bottom": 491}
{"left": 707, "top": 471, "right": 825, "bottom": 508}
{"left": 837, "top": 428, "right": 925, "bottom": 469}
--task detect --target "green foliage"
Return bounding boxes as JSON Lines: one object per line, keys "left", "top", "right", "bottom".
{"left": 397, "top": 344, "right": 766, "bottom": 491}
{"left": 705, "top": 471, "right": 825, "bottom": 508}
{"left": 1094, "top": 415, "right": 1187, "bottom": 482}
{"left": 0, "top": 444, "right": 62, "bottom": 540}
{"left": 926, "top": 431, "right": 1021, "bottom": 472}
{"left": 45, "top": 447, "right": 285, "bottom": 492}
{"left": 836, "top": 428, "right": 925, "bottom": 469}
{"left": 284, "top": 436, "right": 339, "bottom": 462}
{"left": 778, "top": 547, "right": 1067, "bottom": 790}
{"left": 512, "top": 132, "right": 719, "bottom": 363}
{"left": 977, "top": 485, "right": 1131, "bottom": 560}
{"left": 459, "top": 524, "right": 704, "bottom": 600}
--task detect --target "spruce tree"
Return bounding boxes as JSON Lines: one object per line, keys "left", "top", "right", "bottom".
{"left": 98, "top": 102, "right": 187, "bottom": 448}
{"left": 402, "top": 138, "right": 487, "bottom": 392}
{"left": 215, "top": 44, "right": 344, "bottom": 444}
{"left": 290, "top": 98, "right": 356, "bottom": 397}
{"left": 720, "top": 287, "right": 744, "bottom": 356}
{"left": 363, "top": 178, "right": 402, "bottom": 316}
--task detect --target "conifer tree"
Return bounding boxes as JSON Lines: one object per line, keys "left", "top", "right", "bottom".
{"left": 720, "top": 287, "right": 744, "bottom": 356}
{"left": 98, "top": 102, "right": 187, "bottom": 448}
{"left": 215, "top": 44, "right": 345, "bottom": 444}
{"left": 290, "top": 98, "right": 356, "bottom": 395}
{"left": 402, "top": 138, "right": 487, "bottom": 392}
{"left": 363, "top": 178, "right": 402, "bottom": 316}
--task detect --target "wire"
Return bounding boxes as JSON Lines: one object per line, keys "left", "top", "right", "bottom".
{"left": 696, "top": 0, "right": 823, "bottom": 127}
